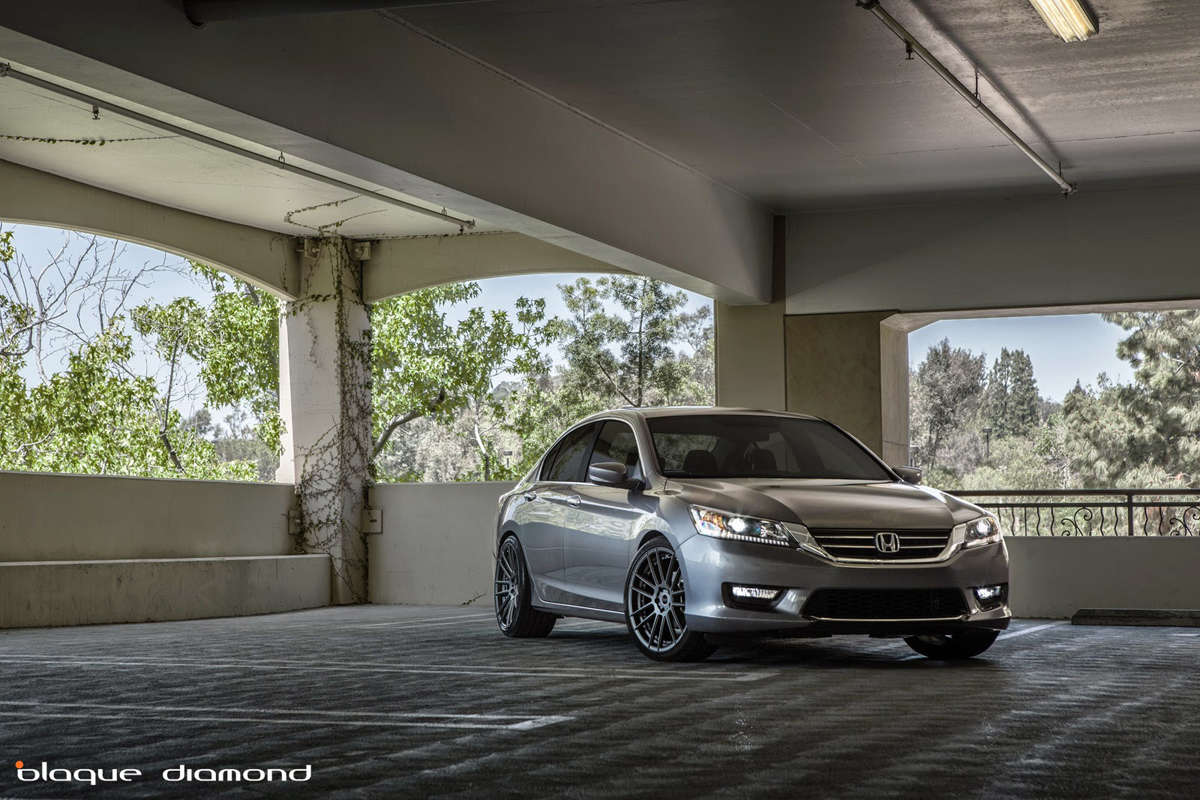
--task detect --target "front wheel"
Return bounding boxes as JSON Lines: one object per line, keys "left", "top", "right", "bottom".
{"left": 495, "top": 536, "right": 556, "bottom": 638}
{"left": 904, "top": 629, "right": 999, "bottom": 660}
{"left": 625, "top": 537, "right": 717, "bottom": 662}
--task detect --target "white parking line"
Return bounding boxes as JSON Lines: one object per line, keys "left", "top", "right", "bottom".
{"left": 0, "top": 655, "right": 772, "bottom": 683}
{"left": 353, "top": 613, "right": 495, "bottom": 629}
{"left": 0, "top": 701, "right": 573, "bottom": 731}
{"left": 999, "top": 621, "right": 1069, "bottom": 640}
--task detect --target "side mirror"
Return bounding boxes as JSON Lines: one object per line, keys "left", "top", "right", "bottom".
{"left": 588, "top": 461, "right": 638, "bottom": 489}
{"left": 893, "top": 465, "right": 922, "bottom": 485}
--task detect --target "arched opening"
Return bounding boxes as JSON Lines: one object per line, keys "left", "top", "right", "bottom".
{"left": 0, "top": 222, "right": 283, "bottom": 481}
{"left": 370, "top": 271, "right": 714, "bottom": 484}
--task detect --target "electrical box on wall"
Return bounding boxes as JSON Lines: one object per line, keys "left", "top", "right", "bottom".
{"left": 362, "top": 508, "right": 383, "bottom": 534}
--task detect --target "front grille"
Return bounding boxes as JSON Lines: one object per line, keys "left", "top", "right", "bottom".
{"left": 808, "top": 529, "right": 951, "bottom": 560}
{"left": 803, "top": 588, "right": 967, "bottom": 620}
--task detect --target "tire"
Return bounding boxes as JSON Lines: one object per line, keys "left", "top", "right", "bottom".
{"left": 904, "top": 629, "right": 999, "bottom": 660}
{"left": 495, "top": 536, "right": 556, "bottom": 638}
{"left": 624, "top": 536, "right": 717, "bottom": 662}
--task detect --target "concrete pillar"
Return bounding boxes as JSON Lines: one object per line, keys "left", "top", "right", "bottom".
{"left": 784, "top": 312, "right": 910, "bottom": 466}
{"left": 277, "top": 237, "right": 372, "bottom": 604}
{"left": 714, "top": 301, "right": 787, "bottom": 410}
{"left": 714, "top": 216, "right": 787, "bottom": 411}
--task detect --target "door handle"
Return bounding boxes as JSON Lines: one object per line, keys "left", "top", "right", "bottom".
{"left": 566, "top": 495, "right": 582, "bottom": 508}
{"left": 523, "top": 491, "right": 538, "bottom": 502}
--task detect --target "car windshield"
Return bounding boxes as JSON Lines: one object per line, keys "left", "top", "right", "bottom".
{"left": 648, "top": 414, "right": 893, "bottom": 481}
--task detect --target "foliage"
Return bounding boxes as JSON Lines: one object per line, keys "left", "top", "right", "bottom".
{"left": 0, "top": 322, "right": 253, "bottom": 479}
{"left": 549, "top": 276, "right": 712, "bottom": 408}
{"left": 132, "top": 263, "right": 283, "bottom": 457}
{"left": 982, "top": 347, "right": 1039, "bottom": 438}
{"left": 916, "top": 311, "right": 1200, "bottom": 492}
{"left": 910, "top": 338, "right": 985, "bottom": 471}
{"left": 0, "top": 229, "right": 253, "bottom": 479}
{"left": 371, "top": 282, "right": 551, "bottom": 468}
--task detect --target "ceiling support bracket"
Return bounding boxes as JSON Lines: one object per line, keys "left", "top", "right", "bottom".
{"left": 856, "top": 0, "right": 1077, "bottom": 196}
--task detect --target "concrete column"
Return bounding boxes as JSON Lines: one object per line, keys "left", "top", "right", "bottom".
{"left": 714, "top": 216, "right": 787, "bottom": 411}
{"left": 714, "top": 301, "right": 787, "bottom": 411}
{"left": 784, "top": 312, "right": 910, "bottom": 466}
{"left": 277, "top": 237, "right": 372, "bottom": 604}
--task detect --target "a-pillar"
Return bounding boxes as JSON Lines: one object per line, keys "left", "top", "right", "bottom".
{"left": 784, "top": 312, "right": 910, "bottom": 466}
{"left": 277, "top": 237, "right": 372, "bottom": 604}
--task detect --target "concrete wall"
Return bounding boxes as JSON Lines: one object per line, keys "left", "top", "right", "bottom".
{"left": 368, "top": 482, "right": 516, "bottom": 606}
{"left": 786, "top": 183, "right": 1200, "bottom": 316}
{"left": 0, "top": 471, "right": 296, "bottom": 562}
{"left": 0, "top": 555, "right": 330, "bottom": 629}
{"left": 1006, "top": 537, "right": 1200, "bottom": 619}
{"left": 366, "top": 484, "right": 1200, "bottom": 621}
{"left": 0, "top": 471, "right": 331, "bottom": 628}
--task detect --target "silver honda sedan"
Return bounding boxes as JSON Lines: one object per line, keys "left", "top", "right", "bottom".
{"left": 493, "top": 408, "right": 1010, "bottom": 662}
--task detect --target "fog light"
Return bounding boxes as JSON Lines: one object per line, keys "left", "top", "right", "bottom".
{"left": 974, "top": 584, "right": 1006, "bottom": 605}
{"left": 731, "top": 586, "right": 782, "bottom": 602}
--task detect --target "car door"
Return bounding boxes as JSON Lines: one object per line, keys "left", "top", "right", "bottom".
{"left": 561, "top": 419, "right": 647, "bottom": 611}
{"left": 517, "top": 422, "right": 599, "bottom": 605}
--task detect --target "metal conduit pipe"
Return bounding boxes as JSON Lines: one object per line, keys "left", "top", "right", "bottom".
{"left": 183, "top": 0, "right": 493, "bottom": 27}
{"left": 0, "top": 63, "right": 477, "bottom": 231}
{"left": 856, "top": 0, "right": 1076, "bottom": 196}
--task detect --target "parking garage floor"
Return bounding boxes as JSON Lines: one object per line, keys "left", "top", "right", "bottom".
{"left": 1, "top": 607, "right": 1198, "bottom": 799}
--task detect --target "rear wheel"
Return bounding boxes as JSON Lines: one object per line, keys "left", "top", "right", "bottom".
{"left": 625, "top": 537, "right": 717, "bottom": 662}
{"left": 904, "top": 629, "right": 999, "bottom": 660}
{"left": 495, "top": 536, "right": 556, "bottom": 638}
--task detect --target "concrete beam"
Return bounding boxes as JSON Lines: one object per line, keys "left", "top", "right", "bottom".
{"left": 788, "top": 183, "right": 1200, "bottom": 315}
{"left": 364, "top": 232, "right": 623, "bottom": 303}
{"left": 0, "top": 4, "right": 774, "bottom": 304}
{"left": 0, "top": 159, "right": 301, "bottom": 298}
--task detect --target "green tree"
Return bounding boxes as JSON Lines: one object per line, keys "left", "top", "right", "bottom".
{"left": 910, "top": 339, "right": 986, "bottom": 472}
{"left": 550, "top": 276, "right": 711, "bottom": 408}
{"left": 371, "top": 282, "right": 550, "bottom": 475}
{"left": 982, "top": 348, "right": 1039, "bottom": 438}
{"left": 503, "top": 276, "right": 712, "bottom": 477}
{"left": 1055, "top": 312, "right": 1200, "bottom": 488}
{"left": 132, "top": 263, "right": 283, "bottom": 463}
{"left": 1, "top": 229, "right": 250, "bottom": 479}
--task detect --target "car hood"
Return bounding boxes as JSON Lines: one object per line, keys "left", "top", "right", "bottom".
{"left": 666, "top": 478, "right": 985, "bottom": 530}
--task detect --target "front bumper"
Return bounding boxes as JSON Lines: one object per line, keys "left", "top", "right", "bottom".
{"left": 678, "top": 534, "right": 1011, "bottom": 636}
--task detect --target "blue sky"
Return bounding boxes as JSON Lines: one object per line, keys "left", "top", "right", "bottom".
{"left": 909, "top": 315, "right": 1133, "bottom": 402}
{"left": 7, "top": 222, "right": 1131, "bottom": 408}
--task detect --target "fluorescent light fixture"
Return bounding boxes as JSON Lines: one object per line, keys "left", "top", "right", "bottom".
{"left": 1029, "top": 0, "right": 1097, "bottom": 42}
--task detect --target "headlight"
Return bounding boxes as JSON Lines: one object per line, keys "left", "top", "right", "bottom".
{"left": 689, "top": 506, "right": 794, "bottom": 547}
{"left": 963, "top": 515, "right": 1003, "bottom": 548}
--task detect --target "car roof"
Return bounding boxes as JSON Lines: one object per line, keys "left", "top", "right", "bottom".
{"left": 579, "top": 406, "right": 823, "bottom": 424}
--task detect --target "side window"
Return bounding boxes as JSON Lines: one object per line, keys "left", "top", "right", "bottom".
{"left": 589, "top": 421, "right": 640, "bottom": 470}
{"left": 544, "top": 424, "right": 598, "bottom": 482}
{"left": 538, "top": 443, "right": 561, "bottom": 481}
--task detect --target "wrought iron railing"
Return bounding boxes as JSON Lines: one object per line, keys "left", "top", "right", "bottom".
{"left": 952, "top": 489, "right": 1200, "bottom": 537}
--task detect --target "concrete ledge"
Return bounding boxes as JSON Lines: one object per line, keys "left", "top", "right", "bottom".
{"left": 369, "top": 482, "right": 516, "bottom": 605}
{"left": 0, "top": 471, "right": 297, "bottom": 562}
{"left": 1008, "top": 537, "right": 1200, "bottom": 619}
{"left": 1072, "top": 608, "right": 1200, "bottom": 627}
{"left": 0, "top": 555, "right": 330, "bottom": 629}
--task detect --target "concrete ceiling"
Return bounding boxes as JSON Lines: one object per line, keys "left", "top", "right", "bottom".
{"left": 0, "top": 74, "right": 492, "bottom": 239}
{"left": 396, "top": 0, "right": 1200, "bottom": 210}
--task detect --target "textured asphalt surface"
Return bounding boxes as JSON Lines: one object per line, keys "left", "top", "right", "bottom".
{"left": 1, "top": 607, "right": 1198, "bottom": 799}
